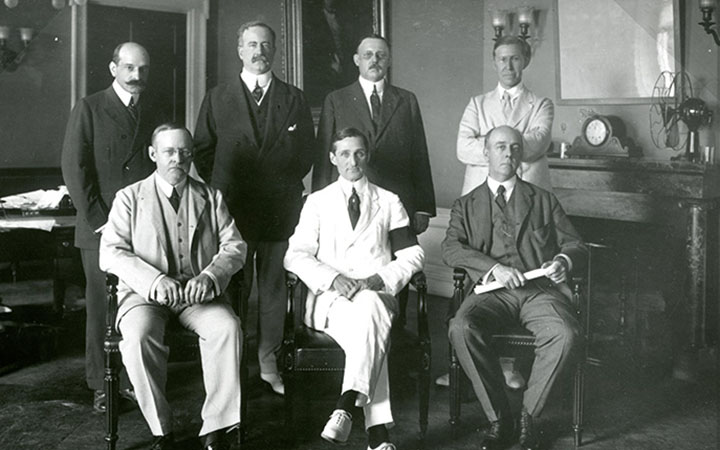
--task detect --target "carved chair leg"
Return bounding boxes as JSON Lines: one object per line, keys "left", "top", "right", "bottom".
{"left": 449, "top": 344, "right": 462, "bottom": 437}
{"left": 104, "top": 347, "right": 120, "bottom": 450}
{"left": 418, "top": 341, "right": 431, "bottom": 444}
{"left": 573, "top": 361, "right": 585, "bottom": 448}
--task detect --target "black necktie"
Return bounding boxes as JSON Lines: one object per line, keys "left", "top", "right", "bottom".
{"left": 348, "top": 187, "right": 360, "bottom": 229}
{"left": 495, "top": 185, "right": 507, "bottom": 210}
{"left": 252, "top": 81, "right": 264, "bottom": 104}
{"left": 370, "top": 85, "right": 381, "bottom": 126}
{"left": 128, "top": 97, "right": 138, "bottom": 122}
{"left": 170, "top": 188, "right": 180, "bottom": 212}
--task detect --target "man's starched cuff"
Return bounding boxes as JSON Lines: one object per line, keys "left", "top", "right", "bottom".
{"left": 481, "top": 263, "right": 501, "bottom": 286}
{"left": 553, "top": 254, "right": 572, "bottom": 273}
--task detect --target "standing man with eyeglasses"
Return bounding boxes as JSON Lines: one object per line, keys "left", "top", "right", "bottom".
{"left": 194, "top": 21, "right": 315, "bottom": 396}
{"left": 312, "top": 34, "right": 436, "bottom": 236}
{"left": 62, "top": 42, "right": 168, "bottom": 413}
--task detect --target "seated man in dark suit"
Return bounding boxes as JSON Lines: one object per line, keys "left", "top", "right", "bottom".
{"left": 99, "top": 124, "right": 246, "bottom": 450}
{"left": 442, "top": 125, "right": 587, "bottom": 450}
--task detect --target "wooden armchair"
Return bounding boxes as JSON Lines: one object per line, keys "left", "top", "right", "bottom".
{"left": 282, "top": 271, "right": 431, "bottom": 443}
{"left": 448, "top": 244, "right": 604, "bottom": 448}
{"left": 103, "top": 272, "right": 247, "bottom": 450}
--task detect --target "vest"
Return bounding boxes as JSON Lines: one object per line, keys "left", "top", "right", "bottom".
{"left": 242, "top": 80, "right": 270, "bottom": 147}
{"left": 156, "top": 184, "right": 193, "bottom": 284}
{"left": 489, "top": 189, "right": 526, "bottom": 272}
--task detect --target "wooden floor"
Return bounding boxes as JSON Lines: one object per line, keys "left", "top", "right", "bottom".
{"left": 0, "top": 280, "right": 717, "bottom": 450}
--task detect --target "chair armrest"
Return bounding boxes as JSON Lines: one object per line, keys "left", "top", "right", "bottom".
{"left": 284, "top": 272, "right": 300, "bottom": 342}
{"left": 411, "top": 271, "right": 430, "bottom": 342}
{"left": 449, "top": 268, "right": 468, "bottom": 320}
{"left": 105, "top": 273, "right": 120, "bottom": 340}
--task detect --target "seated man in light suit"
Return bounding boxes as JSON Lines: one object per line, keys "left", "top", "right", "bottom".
{"left": 284, "top": 127, "right": 424, "bottom": 450}
{"left": 444, "top": 126, "right": 586, "bottom": 450}
{"left": 99, "top": 123, "right": 247, "bottom": 450}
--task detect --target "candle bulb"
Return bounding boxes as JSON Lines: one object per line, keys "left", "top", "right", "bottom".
{"left": 700, "top": 0, "right": 715, "bottom": 8}
{"left": 0, "top": 26, "right": 10, "bottom": 41}
{"left": 517, "top": 6, "right": 534, "bottom": 25}
{"left": 491, "top": 10, "right": 507, "bottom": 28}
{"left": 19, "top": 27, "right": 33, "bottom": 45}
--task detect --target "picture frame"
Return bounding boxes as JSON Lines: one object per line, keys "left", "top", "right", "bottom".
{"left": 284, "top": 0, "right": 388, "bottom": 114}
{"left": 555, "top": 0, "right": 681, "bottom": 105}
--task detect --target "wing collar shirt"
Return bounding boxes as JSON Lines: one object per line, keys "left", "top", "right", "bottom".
{"left": 241, "top": 69, "right": 273, "bottom": 104}
{"left": 112, "top": 79, "right": 139, "bottom": 107}
{"left": 497, "top": 81, "right": 523, "bottom": 110}
{"left": 358, "top": 76, "right": 385, "bottom": 114}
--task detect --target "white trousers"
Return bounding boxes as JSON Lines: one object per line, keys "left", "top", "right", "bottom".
{"left": 324, "top": 290, "right": 397, "bottom": 429}
{"left": 118, "top": 301, "right": 242, "bottom": 436}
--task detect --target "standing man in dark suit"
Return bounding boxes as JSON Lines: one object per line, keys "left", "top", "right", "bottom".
{"left": 194, "top": 21, "right": 315, "bottom": 396}
{"left": 61, "top": 42, "right": 166, "bottom": 412}
{"left": 443, "top": 125, "right": 587, "bottom": 450}
{"left": 312, "top": 35, "right": 436, "bottom": 235}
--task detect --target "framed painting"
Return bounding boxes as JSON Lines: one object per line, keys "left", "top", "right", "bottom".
{"left": 555, "top": 0, "right": 680, "bottom": 104}
{"left": 284, "top": 0, "right": 388, "bottom": 112}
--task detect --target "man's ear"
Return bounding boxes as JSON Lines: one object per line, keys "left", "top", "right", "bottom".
{"left": 108, "top": 61, "right": 117, "bottom": 78}
{"left": 148, "top": 146, "right": 157, "bottom": 162}
{"left": 329, "top": 151, "right": 338, "bottom": 167}
{"left": 353, "top": 53, "right": 360, "bottom": 68}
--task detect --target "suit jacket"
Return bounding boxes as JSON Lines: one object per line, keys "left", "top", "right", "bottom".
{"left": 193, "top": 75, "right": 315, "bottom": 241}
{"left": 312, "top": 81, "right": 436, "bottom": 218}
{"left": 284, "top": 178, "right": 425, "bottom": 329}
{"left": 457, "top": 84, "right": 554, "bottom": 195}
{"left": 442, "top": 179, "right": 586, "bottom": 292}
{"left": 61, "top": 86, "right": 167, "bottom": 249}
{"left": 98, "top": 174, "right": 247, "bottom": 320}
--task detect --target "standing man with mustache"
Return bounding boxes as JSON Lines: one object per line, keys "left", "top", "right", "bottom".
{"left": 312, "top": 34, "right": 436, "bottom": 237}
{"left": 194, "top": 21, "right": 315, "bottom": 396}
{"left": 62, "top": 42, "right": 168, "bottom": 413}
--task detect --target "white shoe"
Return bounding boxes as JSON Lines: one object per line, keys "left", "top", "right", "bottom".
{"left": 260, "top": 372, "right": 285, "bottom": 396}
{"left": 435, "top": 373, "right": 450, "bottom": 387}
{"left": 368, "top": 443, "right": 397, "bottom": 450}
{"left": 321, "top": 409, "right": 352, "bottom": 444}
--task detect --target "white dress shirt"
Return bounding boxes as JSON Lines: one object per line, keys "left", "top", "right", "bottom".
{"left": 240, "top": 70, "right": 273, "bottom": 104}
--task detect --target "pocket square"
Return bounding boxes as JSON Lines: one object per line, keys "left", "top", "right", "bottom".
{"left": 288, "top": 124, "right": 297, "bottom": 132}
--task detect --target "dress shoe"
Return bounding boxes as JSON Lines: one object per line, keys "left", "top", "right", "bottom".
{"left": 321, "top": 409, "right": 353, "bottom": 444}
{"left": 503, "top": 369, "right": 526, "bottom": 390}
{"left": 120, "top": 388, "right": 139, "bottom": 407}
{"left": 260, "top": 372, "right": 285, "bottom": 396}
{"left": 519, "top": 411, "right": 540, "bottom": 450}
{"left": 480, "top": 417, "right": 514, "bottom": 450}
{"left": 434, "top": 373, "right": 450, "bottom": 387}
{"left": 368, "top": 443, "right": 397, "bottom": 450}
{"left": 93, "top": 390, "right": 106, "bottom": 413}
{"left": 150, "top": 433, "right": 175, "bottom": 450}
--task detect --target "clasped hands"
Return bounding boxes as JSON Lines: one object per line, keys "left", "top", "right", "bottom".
{"left": 331, "top": 273, "right": 385, "bottom": 300}
{"left": 153, "top": 273, "right": 214, "bottom": 307}
{"left": 492, "top": 259, "right": 567, "bottom": 290}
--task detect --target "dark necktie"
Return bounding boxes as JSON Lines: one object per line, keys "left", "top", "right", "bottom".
{"left": 348, "top": 187, "right": 360, "bottom": 229}
{"left": 128, "top": 97, "right": 138, "bottom": 122}
{"left": 495, "top": 185, "right": 507, "bottom": 210}
{"left": 370, "top": 85, "right": 381, "bottom": 126}
{"left": 170, "top": 188, "right": 180, "bottom": 212}
{"left": 252, "top": 81, "right": 264, "bottom": 104}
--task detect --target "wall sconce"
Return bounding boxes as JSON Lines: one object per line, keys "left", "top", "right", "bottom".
{"left": 491, "top": 6, "right": 535, "bottom": 41}
{"left": 700, "top": 0, "right": 720, "bottom": 45}
{"left": 0, "top": 25, "right": 34, "bottom": 72}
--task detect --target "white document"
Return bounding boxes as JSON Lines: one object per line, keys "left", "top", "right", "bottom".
{"left": 473, "top": 267, "right": 549, "bottom": 295}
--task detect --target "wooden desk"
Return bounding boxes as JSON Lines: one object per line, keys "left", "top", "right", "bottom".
{"left": 0, "top": 213, "right": 79, "bottom": 319}
{"left": 550, "top": 157, "right": 720, "bottom": 377}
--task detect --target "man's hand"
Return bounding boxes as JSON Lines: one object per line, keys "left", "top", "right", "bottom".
{"left": 154, "top": 276, "right": 184, "bottom": 307}
{"left": 358, "top": 274, "right": 385, "bottom": 292}
{"left": 492, "top": 264, "right": 527, "bottom": 290}
{"left": 542, "top": 259, "right": 568, "bottom": 284}
{"left": 412, "top": 213, "right": 430, "bottom": 234}
{"left": 331, "top": 274, "right": 361, "bottom": 300}
{"left": 184, "top": 273, "right": 214, "bottom": 305}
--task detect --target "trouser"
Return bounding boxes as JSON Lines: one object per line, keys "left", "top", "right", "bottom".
{"left": 448, "top": 281, "right": 581, "bottom": 421}
{"left": 240, "top": 239, "right": 287, "bottom": 375}
{"left": 324, "top": 290, "right": 398, "bottom": 429}
{"left": 118, "top": 301, "right": 242, "bottom": 436}
{"left": 81, "top": 249, "right": 130, "bottom": 391}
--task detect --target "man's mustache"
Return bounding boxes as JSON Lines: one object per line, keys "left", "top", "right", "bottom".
{"left": 126, "top": 80, "right": 146, "bottom": 87}
{"left": 252, "top": 55, "right": 269, "bottom": 63}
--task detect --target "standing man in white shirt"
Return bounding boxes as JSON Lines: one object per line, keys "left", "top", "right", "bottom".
{"left": 456, "top": 35, "right": 554, "bottom": 195}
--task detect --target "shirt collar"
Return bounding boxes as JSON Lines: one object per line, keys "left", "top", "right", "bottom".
{"left": 112, "top": 80, "right": 138, "bottom": 107}
{"left": 486, "top": 175, "right": 517, "bottom": 199}
{"left": 154, "top": 172, "right": 187, "bottom": 198}
{"left": 496, "top": 81, "right": 524, "bottom": 99}
{"left": 240, "top": 70, "right": 273, "bottom": 92}
{"left": 337, "top": 175, "right": 369, "bottom": 198}
{"left": 358, "top": 76, "right": 385, "bottom": 98}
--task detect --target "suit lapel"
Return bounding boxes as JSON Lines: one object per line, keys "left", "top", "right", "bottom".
{"left": 103, "top": 87, "right": 135, "bottom": 137}
{"left": 512, "top": 180, "right": 533, "bottom": 243}
{"left": 228, "top": 77, "right": 259, "bottom": 146}
{"left": 261, "top": 77, "right": 291, "bottom": 155}
{"left": 348, "top": 82, "right": 376, "bottom": 138}
{"left": 137, "top": 177, "right": 169, "bottom": 259}
{"left": 187, "top": 178, "right": 208, "bottom": 253}
{"left": 473, "top": 183, "right": 494, "bottom": 246}
{"left": 508, "top": 86, "right": 533, "bottom": 127}
{"left": 375, "top": 84, "right": 400, "bottom": 142}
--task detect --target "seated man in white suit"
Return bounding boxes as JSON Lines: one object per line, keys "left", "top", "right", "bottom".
{"left": 284, "top": 127, "right": 425, "bottom": 450}
{"left": 99, "top": 123, "right": 247, "bottom": 450}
